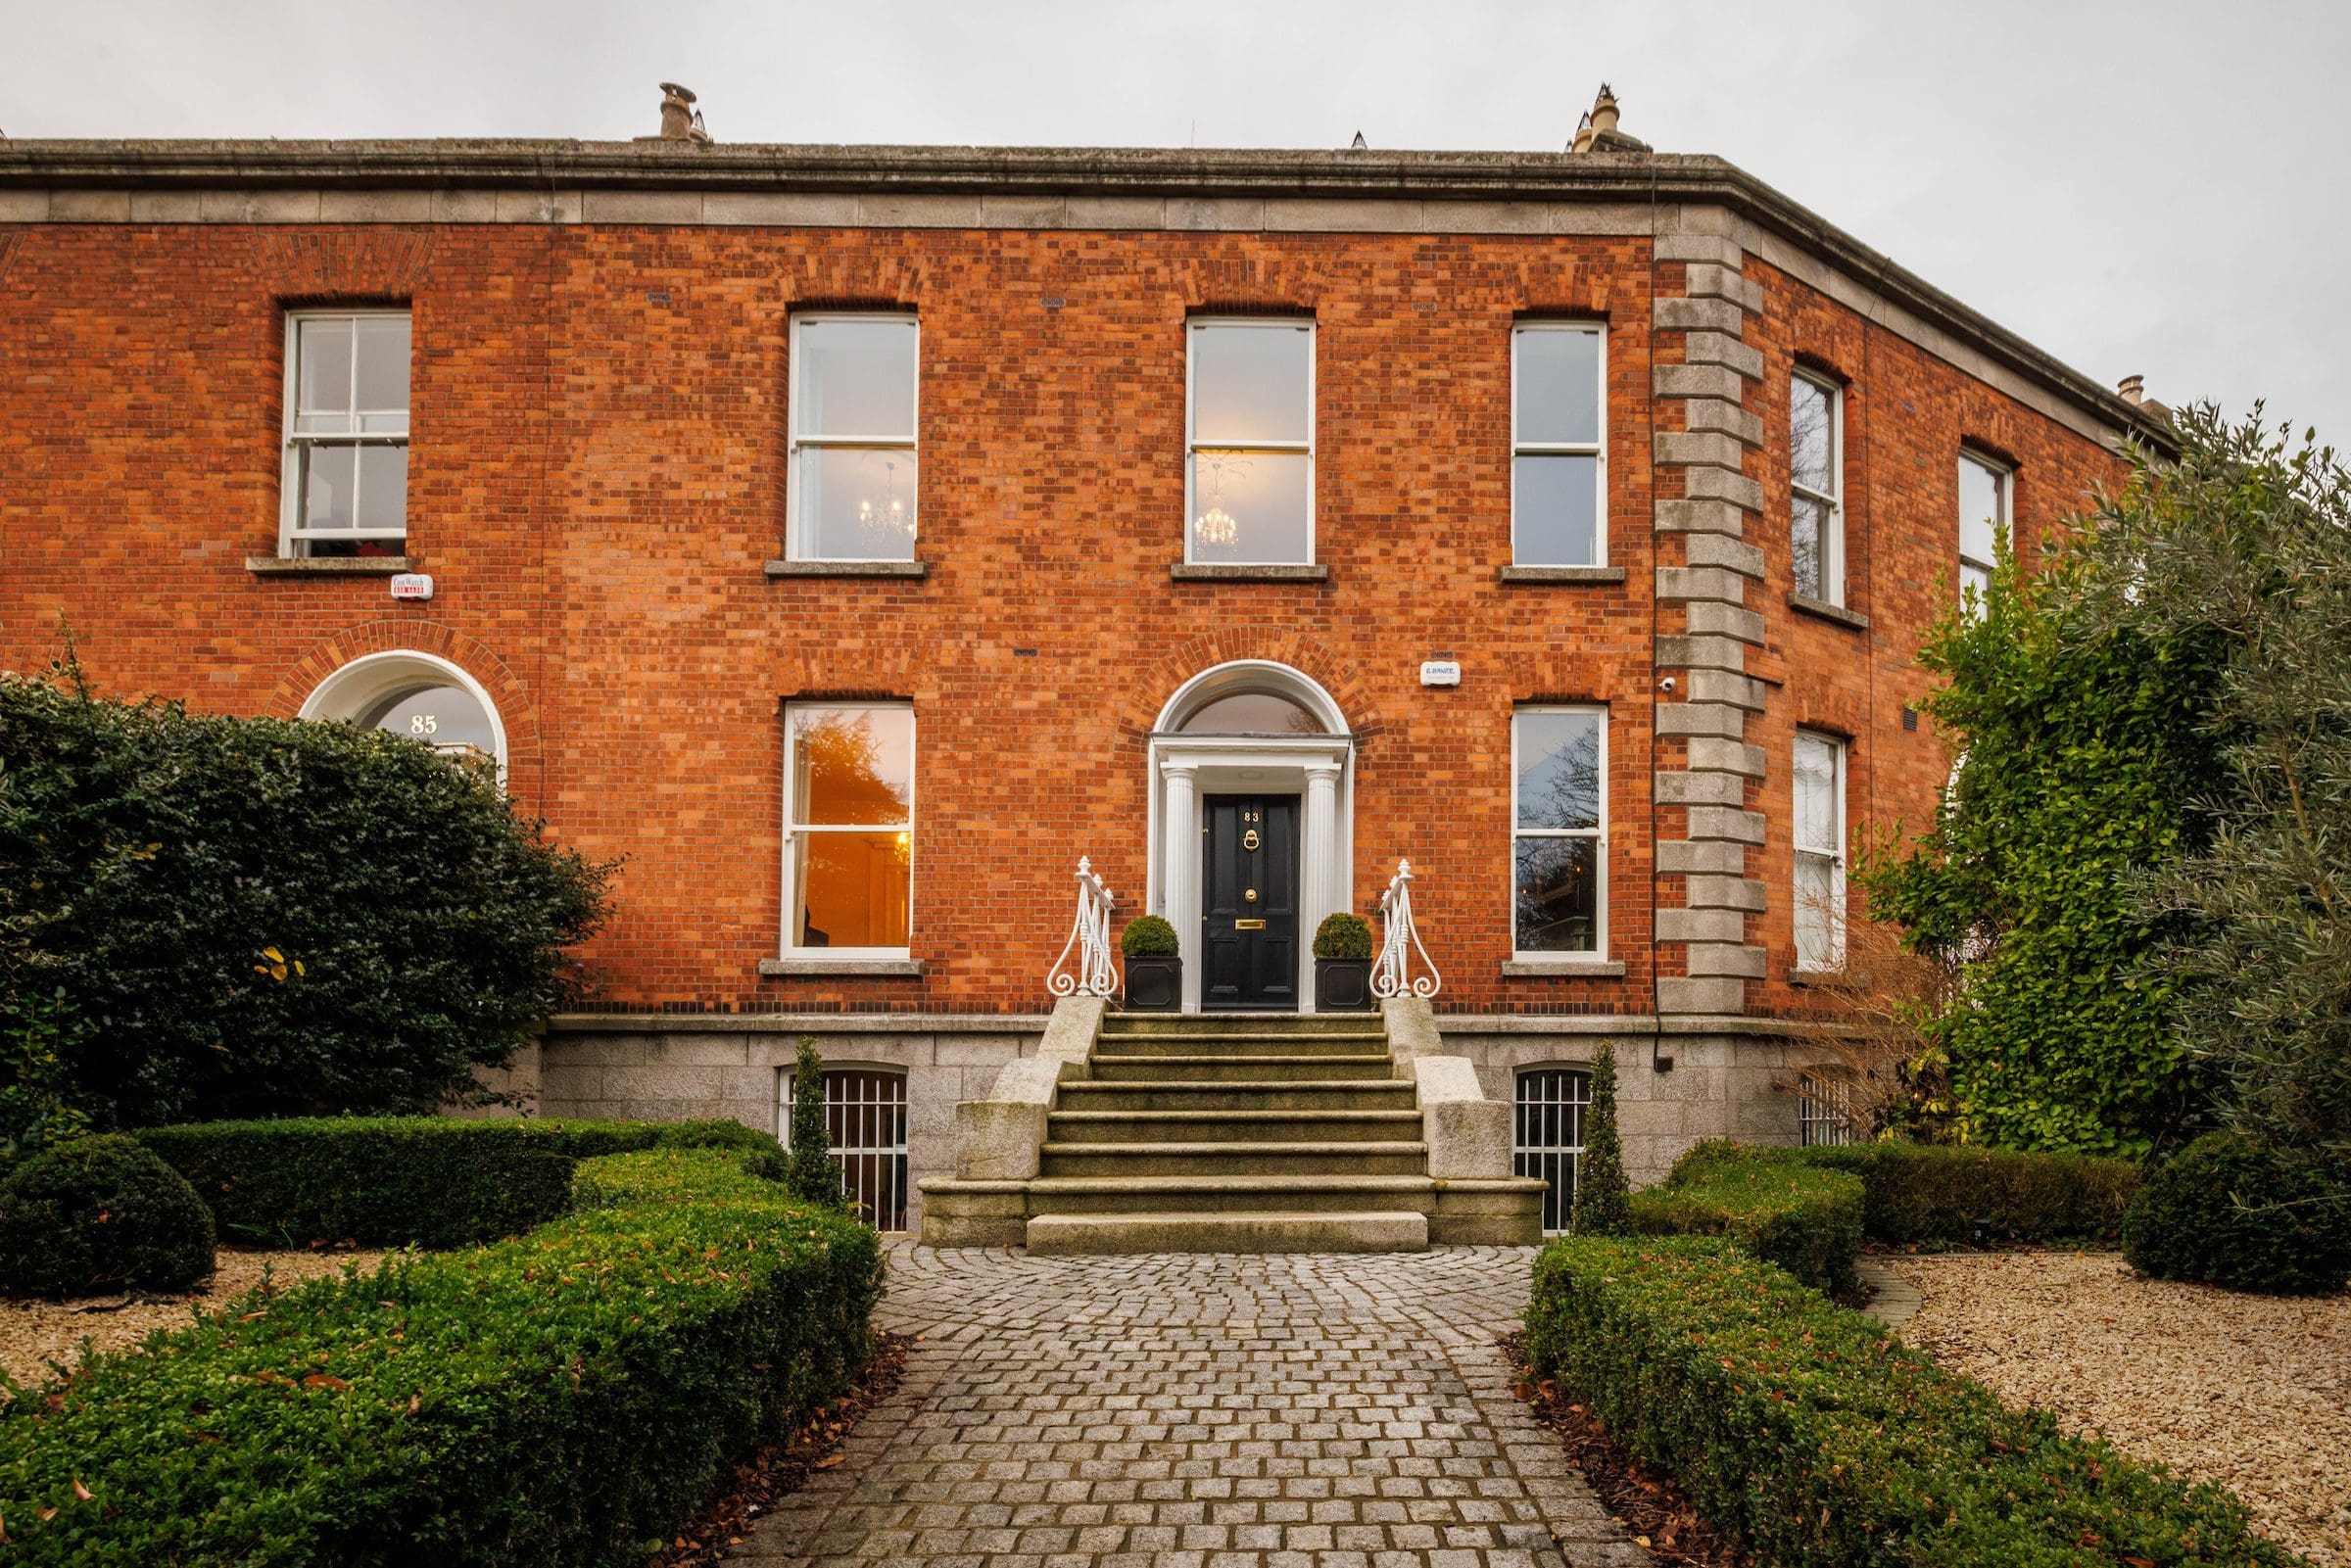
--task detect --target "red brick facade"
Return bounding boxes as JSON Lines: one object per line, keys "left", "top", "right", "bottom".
{"left": 0, "top": 156, "right": 2139, "bottom": 1021}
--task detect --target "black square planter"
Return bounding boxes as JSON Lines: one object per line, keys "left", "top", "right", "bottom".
{"left": 1124, "top": 956, "right": 1182, "bottom": 1012}
{"left": 1315, "top": 957, "right": 1374, "bottom": 1012}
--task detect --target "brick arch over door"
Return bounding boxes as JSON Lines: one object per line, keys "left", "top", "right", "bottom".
{"left": 268, "top": 622, "right": 542, "bottom": 795}
{"left": 1113, "top": 630, "right": 1386, "bottom": 755}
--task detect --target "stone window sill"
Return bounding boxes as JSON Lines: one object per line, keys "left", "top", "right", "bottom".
{"left": 1501, "top": 959, "right": 1629, "bottom": 978}
{"left": 765, "top": 559, "right": 929, "bottom": 579}
{"left": 246, "top": 555, "right": 411, "bottom": 576}
{"left": 757, "top": 957, "right": 925, "bottom": 978}
{"left": 1169, "top": 562, "right": 1328, "bottom": 582}
{"left": 1788, "top": 966, "right": 1847, "bottom": 987}
{"left": 1498, "top": 565, "right": 1628, "bottom": 585}
{"left": 1789, "top": 593, "right": 1869, "bottom": 631}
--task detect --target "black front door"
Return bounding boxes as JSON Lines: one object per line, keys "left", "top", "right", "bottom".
{"left": 1201, "top": 794, "right": 1300, "bottom": 1011}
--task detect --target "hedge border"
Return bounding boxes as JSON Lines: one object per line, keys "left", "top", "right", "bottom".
{"left": 1628, "top": 1143, "right": 1864, "bottom": 1295}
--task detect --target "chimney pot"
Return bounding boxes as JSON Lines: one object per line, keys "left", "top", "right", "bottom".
{"left": 2117, "top": 374, "right": 2145, "bottom": 406}
{"left": 1590, "top": 83, "right": 1620, "bottom": 135}
{"left": 658, "top": 82, "right": 701, "bottom": 143}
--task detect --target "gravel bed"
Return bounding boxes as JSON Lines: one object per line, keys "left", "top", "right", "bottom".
{"left": 1889, "top": 1249, "right": 2349, "bottom": 1567}
{"left": 0, "top": 1247, "right": 386, "bottom": 1389}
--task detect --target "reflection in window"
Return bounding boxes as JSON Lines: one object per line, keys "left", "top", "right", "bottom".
{"left": 791, "top": 315, "right": 920, "bottom": 562}
{"left": 1512, "top": 323, "right": 1606, "bottom": 566}
{"left": 1958, "top": 452, "right": 2008, "bottom": 613}
{"left": 283, "top": 310, "right": 410, "bottom": 558}
{"left": 1188, "top": 320, "right": 1314, "bottom": 564}
{"left": 356, "top": 682, "right": 498, "bottom": 764}
{"left": 1794, "top": 732, "right": 1846, "bottom": 971}
{"left": 785, "top": 705, "right": 914, "bottom": 953}
{"left": 1176, "top": 690, "right": 1327, "bottom": 736}
{"left": 1792, "top": 372, "right": 1842, "bottom": 602}
{"left": 1513, "top": 708, "right": 1606, "bottom": 954}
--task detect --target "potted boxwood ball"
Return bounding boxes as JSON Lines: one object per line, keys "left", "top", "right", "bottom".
{"left": 1120, "top": 915, "right": 1183, "bottom": 1012}
{"left": 1313, "top": 912, "right": 1375, "bottom": 1012}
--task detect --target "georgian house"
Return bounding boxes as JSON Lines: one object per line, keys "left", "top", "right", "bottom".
{"left": 0, "top": 91, "right": 2166, "bottom": 1240}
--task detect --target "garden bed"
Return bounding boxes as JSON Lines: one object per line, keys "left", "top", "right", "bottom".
{"left": 0, "top": 1246, "right": 384, "bottom": 1387}
{"left": 1890, "top": 1250, "right": 2350, "bottom": 1568}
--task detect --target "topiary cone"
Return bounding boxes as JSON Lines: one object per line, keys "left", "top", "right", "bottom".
{"left": 1570, "top": 1040, "right": 1634, "bottom": 1236}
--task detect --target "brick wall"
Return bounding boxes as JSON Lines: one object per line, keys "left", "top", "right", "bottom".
{"left": 0, "top": 218, "right": 2129, "bottom": 1016}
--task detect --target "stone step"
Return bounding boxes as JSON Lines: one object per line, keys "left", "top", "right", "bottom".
{"left": 1027, "top": 1175, "right": 1441, "bottom": 1214}
{"left": 1096, "top": 1031, "right": 1388, "bottom": 1058}
{"left": 1026, "top": 1209, "right": 1428, "bottom": 1256}
{"left": 1056, "top": 1079, "right": 1415, "bottom": 1115}
{"left": 1088, "top": 1054, "right": 1396, "bottom": 1084}
{"left": 1046, "top": 1109, "right": 1426, "bottom": 1144}
{"left": 1039, "top": 1140, "right": 1431, "bottom": 1178}
{"left": 1100, "top": 1014, "right": 1383, "bottom": 1036}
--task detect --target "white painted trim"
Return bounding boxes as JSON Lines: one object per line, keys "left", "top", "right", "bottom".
{"left": 1183, "top": 317, "right": 1317, "bottom": 567}
{"left": 1510, "top": 320, "right": 1608, "bottom": 568}
{"left": 298, "top": 648, "right": 506, "bottom": 776}
{"left": 1510, "top": 705, "right": 1608, "bottom": 961}
{"left": 1792, "top": 367, "right": 1845, "bottom": 606}
{"left": 1792, "top": 729, "right": 1847, "bottom": 973}
{"left": 1956, "top": 448, "right": 2011, "bottom": 611}
{"left": 278, "top": 306, "right": 411, "bottom": 559}
{"left": 785, "top": 311, "right": 922, "bottom": 564}
{"left": 779, "top": 700, "right": 916, "bottom": 963}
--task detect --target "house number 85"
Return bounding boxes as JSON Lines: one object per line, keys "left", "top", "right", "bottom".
{"left": 409, "top": 714, "right": 439, "bottom": 736}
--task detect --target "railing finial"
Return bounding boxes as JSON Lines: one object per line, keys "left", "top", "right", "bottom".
{"left": 1046, "top": 856, "right": 1120, "bottom": 999}
{"left": 1372, "top": 857, "right": 1441, "bottom": 1000}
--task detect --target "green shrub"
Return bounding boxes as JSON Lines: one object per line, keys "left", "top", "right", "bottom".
{"left": 0, "top": 1134, "right": 216, "bottom": 1298}
{"left": 1798, "top": 1140, "right": 2138, "bottom": 1245}
{"left": 1630, "top": 1141, "right": 1863, "bottom": 1295}
{"left": 1567, "top": 1040, "right": 1631, "bottom": 1236}
{"left": 784, "top": 1037, "right": 847, "bottom": 1209}
{"left": 0, "top": 1146, "right": 881, "bottom": 1565}
{"left": 136, "top": 1117, "right": 782, "bottom": 1248}
{"left": 0, "top": 666, "right": 616, "bottom": 1129}
{"left": 0, "top": 990, "right": 90, "bottom": 1165}
{"left": 2123, "top": 1132, "right": 2351, "bottom": 1296}
{"left": 1120, "top": 914, "right": 1180, "bottom": 958}
{"left": 1525, "top": 1236, "right": 2301, "bottom": 1567}
{"left": 1311, "top": 912, "right": 1372, "bottom": 961}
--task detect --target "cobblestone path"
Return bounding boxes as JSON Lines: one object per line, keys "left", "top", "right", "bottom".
{"left": 728, "top": 1242, "right": 1646, "bottom": 1568}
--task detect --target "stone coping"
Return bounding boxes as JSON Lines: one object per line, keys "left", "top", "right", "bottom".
{"left": 0, "top": 138, "right": 2169, "bottom": 452}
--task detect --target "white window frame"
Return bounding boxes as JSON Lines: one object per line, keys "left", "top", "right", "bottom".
{"left": 1958, "top": 450, "right": 2010, "bottom": 611}
{"left": 278, "top": 307, "right": 411, "bottom": 558}
{"left": 779, "top": 701, "right": 915, "bottom": 961}
{"left": 1511, "top": 705, "right": 1609, "bottom": 961}
{"left": 786, "top": 311, "right": 921, "bottom": 563}
{"left": 1184, "top": 316, "right": 1317, "bottom": 565}
{"left": 1793, "top": 730, "right": 1847, "bottom": 973}
{"left": 1791, "top": 369, "right": 1844, "bottom": 604}
{"left": 1511, "top": 320, "right": 1609, "bottom": 567}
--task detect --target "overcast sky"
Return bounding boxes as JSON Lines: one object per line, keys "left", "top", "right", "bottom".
{"left": 6, "top": 0, "right": 2344, "bottom": 448}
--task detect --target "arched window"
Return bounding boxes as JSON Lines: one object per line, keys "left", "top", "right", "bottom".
{"left": 1176, "top": 689, "right": 1328, "bottom": 736}
{"left": 301, "top": 651, "right": 505, "bottom": 770}
{"left": 1513, "top": 1067, "right": 1592, "bottom": 1236}
{"left": 782, "top": 1065, "right": 909, "bottom": 1231}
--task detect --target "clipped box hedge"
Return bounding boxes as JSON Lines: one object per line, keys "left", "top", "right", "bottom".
{"left": 1629, "top": 1141, "right": 1864, "bottom": 1295}
{"left": 0, "top": 1146, "right": 880, "bottom": 1566}
{"left": 136, "top": 1116, "right": 784, "bottom": 1248}
{"left": 1798, "top": 1140, "right": 2138, "bottom": 1246}
{"left": 1525, "top": 1236, "right": 2302, "bottom": 1568}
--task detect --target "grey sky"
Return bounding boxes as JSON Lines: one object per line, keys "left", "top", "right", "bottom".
{"left": 6, "top": 0, "right": 2345, "bottom": 448}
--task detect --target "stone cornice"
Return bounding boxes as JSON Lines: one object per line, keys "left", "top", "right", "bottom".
{"left": 0, "top": 138, "right": 2171, "bottom": 450}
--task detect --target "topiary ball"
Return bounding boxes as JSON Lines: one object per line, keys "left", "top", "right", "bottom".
{"left": 0, "top": 1134, "right": 217, "bottom": 1299}
{"left": 1312, "top": 912, "right": 1373, "bottom": 961}
{"left": 1120, "top": 914, "right": 1180, "bottom": 959}
{"left": 2122, "top": 1133, "right": 2349, "bottom": 1296}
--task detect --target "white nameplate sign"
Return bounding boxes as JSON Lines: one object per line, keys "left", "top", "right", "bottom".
{"left": 389, "top": 573, "right": 435, "bottom": 601}
{"left": 1419, "top": 660, "right": 1462, "bottom": 687}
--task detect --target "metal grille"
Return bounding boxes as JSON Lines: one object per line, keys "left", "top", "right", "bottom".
{"left": 1799, "top": 1073, "right": 1855, "bottom": 1148}
{"left": 1513, "top": 1069, "right": 1591, "bottom": 1236}
{"left": 782, "top": 1069, "right": 909, "bottom": 1231}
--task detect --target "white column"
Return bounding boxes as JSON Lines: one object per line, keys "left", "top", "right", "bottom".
{"left": 1302, "top": 759, "right": 1342, "bottom": 1015}
{"left": 1162, "top": 761, "right": 1200, "bottom": 1013}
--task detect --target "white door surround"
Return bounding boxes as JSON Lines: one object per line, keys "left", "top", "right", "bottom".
{"left": 1145, "top": 661, "right": 1355, "bottom": 1014}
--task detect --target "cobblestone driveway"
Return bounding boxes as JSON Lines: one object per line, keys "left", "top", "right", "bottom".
{"left": 730, "top": 1242, "right": 1645, "bottom": 1568}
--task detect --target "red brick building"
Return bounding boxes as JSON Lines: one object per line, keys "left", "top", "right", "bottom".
{"left": 0, "top": 109, "right": 2164, "bottom": 1228}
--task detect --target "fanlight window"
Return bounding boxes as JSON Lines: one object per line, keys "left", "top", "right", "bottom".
{"left": 1176, "top": 690, "right": 1328, "bottom": 736}
{"left": 355, "top": 683, "right": 498, "bottom": 764}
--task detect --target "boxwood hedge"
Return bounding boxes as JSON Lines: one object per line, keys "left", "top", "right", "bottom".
{"left": 1629, "top": 1142, "right": 1864, "bottom": 1294}
{"left": 0, "top": 1146, "right": 880, "bottom": 1566}
{"left": 1797, "top": 1140, "right": 2139, "bottom": 1246}
{"left": 1525, "top": 1236, "right": 2302, "bottom": 1567}
{"left": 135, "top": 1117, "right": 784, "bottom": 1248}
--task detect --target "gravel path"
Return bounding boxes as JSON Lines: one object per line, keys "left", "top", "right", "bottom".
{"left": 0, "top": 1248, "right": 385, "bottom": 1389}
{"left": 1889, "top": 1250, "right": 2349, "bottom": 1568}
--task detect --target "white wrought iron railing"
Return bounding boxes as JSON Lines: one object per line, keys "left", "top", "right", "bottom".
{"left": 1045, "top": 855, "right": 1120, "bottom": 998}
{"left": 1371, "top": 857, "right": 1441, "bottom": 999}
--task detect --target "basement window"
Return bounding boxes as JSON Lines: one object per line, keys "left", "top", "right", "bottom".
{"left": 781, "top": 1065, "right": 910, "bottom": 1231}
{"left": 280, "top": 309, "right": 410, "bottom": 558}
{"left": 1513, "top": 1067, "right": 1591, "bottom": 1236}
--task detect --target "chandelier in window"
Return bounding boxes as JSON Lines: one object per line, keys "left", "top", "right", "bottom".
{"left": 858, "top": 457, "right": 911, "bottom": 538}
{"left": 1194, "top": 452, "right": 1248, "bottom": 547}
